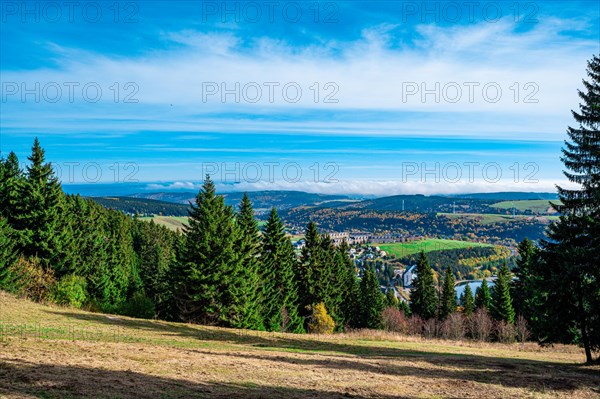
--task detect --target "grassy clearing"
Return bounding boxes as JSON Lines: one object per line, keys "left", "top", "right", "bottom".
{"left": 378, "top": 239, "right": 492, "bottom": 258}
{"left": 492, "top": 200, "right": 561, "bottom": 214}
{"left": 2, "top": 292, "right": 598, "bottom": 399}
{"left": 140, "top": 216, "right": 189, "bottom": 231}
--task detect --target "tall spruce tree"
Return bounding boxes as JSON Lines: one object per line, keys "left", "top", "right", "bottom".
{"left": 511, "top": 238, "right": 540, "bottom": 320}
{"left": 385, "top": 289, "right": 398, "bottom": 308}
{"left": 410, "top": 251, "right": 437, "bottom": 319}
{"left": 259, "top": 208, "right": 304, "bottom": 333}
{"left": 178, "top": 175, "right": 241, "bottom": 325}
{"left": 0, "top": 217, "right": 17, "bottom": 289}
{"left": 490, "top": 263, "right": 515, "bottom": 324}
{"left": 132, "top": 219, "right": 178, "bottom": 320}
{"left": 337, "top": 240, "right": 360, "bottom": 328}
{"left": 539, "top": 55, "right": 600, "bottom": 363}
{"left": 358, "top": 265, "right": 385, "bottom": 329}
{"left": 13, "top": 139, "right": 72, "bottom": 273}
{"left": 438, "top": 265, "right": 456, "bottom": 320}
{"left": 296, "top": 222, "right": 326, "bottom": 321}
{"left": 461, "top": 283, "right": 475, "bottom": 316}
{"left": 475, "top": 279, "right": 491, "bottom": 310}
{"left": 319, "top": 234, "right": 345, "bottom": 329}
{"left": 234, "top": 193, "right": 263, "bottom": 329}
{"left": 0, "top": 152, "right": 23, "bottom": 222}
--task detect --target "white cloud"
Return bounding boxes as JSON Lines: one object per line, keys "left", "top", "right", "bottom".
{"left": 204, "top": 178, "right": 579, "bottom": 196}
{"left": 2, "top": 16, "right": 596, "bottom": 142}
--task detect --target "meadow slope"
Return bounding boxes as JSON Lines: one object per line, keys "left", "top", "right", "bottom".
{"left": 1, "top": 292, "right": 599, "bottom": 399}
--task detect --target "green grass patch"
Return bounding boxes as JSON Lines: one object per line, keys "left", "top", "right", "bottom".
{"left": 378, "top": 239, "right": 492, "bottom": 258}
{"left": 491, "top": 199, "right": 561, "bottom": 214}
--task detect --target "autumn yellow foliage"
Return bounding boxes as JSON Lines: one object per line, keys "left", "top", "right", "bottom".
{"left": 308, "top": 302, "right": 335, "bottom": 334}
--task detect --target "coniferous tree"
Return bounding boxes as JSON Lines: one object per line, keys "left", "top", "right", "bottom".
{"left": 385, "top": 289, "right": 398, "bottom": 308}
{"left": 0, "top": 152, "right": 23, "bottom": 223}
{"left": 132, "top": 219, "right": 178, "bottom": 320}
{"left": 410, "top": 251, "right": 437, "bottom": 319}
{"left": 234, "top": 193, "right": 263, "bottom": 329}
{"left": 12, "top": 139, "right": 72, "bottom": 273}
{"left": 259, "top": 208, "right": 304, "bottom": 332}
{"left": 511, "top": 238, "right": 540, "bottom": 320}
{"left": 178, "top": 175, "right": 241, "bottom": 325}
{"left": 438, "top": 265, "right": 456, "bottom": 320}
{"left": 337, "top": 240, "right": 360, "bottom": 328}
{"left": 0, "top": 217, "right": 17, "bottom": 289}
{"left": 319, "top": 234, "right": 345, "bottom": 328}
{"left": 100, "top": 210, "right": 137, "bottom": 310}
{"left": 398, "top": 300, "right": 411, "bottom": 317}
{"left": 475, "top": 279, "right": 491, "bottom": 310}
{"left": 539, "top": 55, "right": 600, "bottom": 363}
{"left": 461, "top": 283, "right": 475, "bottom": 316}
{"left": 358, "top": 265, "right": 385, "bottom": 329}
{"left": 490, "top": 263, "right": 515, "bottom": 324}
{"left": 296, "top": 222, "right": 329, "bottom": 323}
{"left": 64, "top": 196, "right": 111, "bottom": 306}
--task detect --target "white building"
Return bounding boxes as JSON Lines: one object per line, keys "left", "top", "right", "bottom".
{"left": 403, "top": 265, "right": 417, "bottom": 288}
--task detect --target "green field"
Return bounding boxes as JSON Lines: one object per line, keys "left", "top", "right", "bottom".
{"left": 492, "top": 199, "right": 561, "bottom": 214}
{"left": 378, "top": 238, "right": 492, "bottom": 258}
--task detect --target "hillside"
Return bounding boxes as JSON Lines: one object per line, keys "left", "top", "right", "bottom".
{"left": 446, "top": 192, "right": 559, "bottom": 200}
{"left": 130, "top": 190, "right": 358, "bottom": 212}
{"left": 91, "top": 197, "right": 190, "bottom": 216}
{"left": 491, "top": 199, "right": 562, "bottom": 214}
{"left": 1, "top": 292, "right": 598, "bottom": 399}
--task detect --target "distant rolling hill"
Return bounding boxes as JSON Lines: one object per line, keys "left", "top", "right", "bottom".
{"left": 91, "top": 197, "right": 190, "bottom": 216}
{"left": 325, "top": 192, "right": 560, "bottom": 214}
{"left": 445, "top": 192, "right": 559, "bottom": 200}
{"left": 130, "top": 190, "right": 359, "bottom": 213}
{"left": 92, "top": 191, "right": 561, "bottom": 218}
{"left": 336, "top": 194, "right": 494, "bottom": 214}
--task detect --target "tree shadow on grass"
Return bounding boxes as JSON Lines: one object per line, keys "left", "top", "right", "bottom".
{"left": 0, "top": 358, "right": 418, "bottom": 399}
{"left": 42, "top": 310, "right": 600, "bottom": 395}
{"left": 188, "top": 349, "right": 600, "bottom": 395}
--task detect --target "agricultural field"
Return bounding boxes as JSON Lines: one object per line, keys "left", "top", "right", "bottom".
{"left": 1, "top": 292, "right": 599, "bottom": 399}
{"left": 378, "top": 239, "right": 492, "bottom": 258}
{"left": 439, "top": 212, "right": 559, "bottom": 225}
{"left": 491, "top": 200, "right": 561, "bottom": 214}
{"left": 140, "top": 216, "right": 267, "bottom": 232}
{"left": 140, "top": 216, "right": 189, "bottom": 231}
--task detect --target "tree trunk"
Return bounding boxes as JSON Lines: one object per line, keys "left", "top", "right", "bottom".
{"left": 577, "top": 292, "right": 593, "bottom": 363}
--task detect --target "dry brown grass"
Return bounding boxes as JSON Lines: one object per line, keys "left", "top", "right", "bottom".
{"left": 1, "top": 291, "right": 599, "bottom": 399}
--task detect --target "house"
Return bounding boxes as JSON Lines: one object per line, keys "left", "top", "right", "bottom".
{"left": 403, "top": 265, "right": 417, "bottom": 288}
{"left": 329, "top": 232, "right": 350, "bottom": 246}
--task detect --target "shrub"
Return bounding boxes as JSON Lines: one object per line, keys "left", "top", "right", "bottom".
{"left": 9, "top": 257, "right": 56, "bottom": 302}
{"left": 52, "top": 274, "right": 87, "bottom": 308}
{"left": 515, "top": 315, "right": 530, "bottom": 343}
{"left": 119, "top": 291, "right": 156, "bottom": 319}
{"left": 381, "top": 307, "right": 406, "bottom": 333}
{"left": 469, "top": 308, "right": 493, "bottom": 342}
{"left": 422, "top": 318, "right": 437, "bottom": 339}
{"left": 308, "top": 302, "right": 335, "bottom": 334}
{"left": 440, "top": 313, "right": 466, "bottom": 341}
{"left": 495, "top": 320, "right": 516, "bottom": 343}
{"left": 406, "top": 315, "right": 424, "bottom": 336}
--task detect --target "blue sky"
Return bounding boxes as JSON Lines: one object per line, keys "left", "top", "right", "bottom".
{"left": 1, "top": 1, "right": 599, "bottom": 195}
